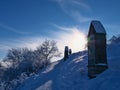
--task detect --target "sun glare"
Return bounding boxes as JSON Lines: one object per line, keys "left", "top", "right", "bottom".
{"left": 69, "top": 29, "right": 87, "bottom": 52}
{"left": 58, "top": 28, "right": 87, "bottom": 53}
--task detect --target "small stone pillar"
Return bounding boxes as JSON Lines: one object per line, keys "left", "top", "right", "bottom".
{"left": 69, "top": 49, "right": 72, "bottom": 55}
{"left": 64, "top": 46, "right": 69, "bottom": 60}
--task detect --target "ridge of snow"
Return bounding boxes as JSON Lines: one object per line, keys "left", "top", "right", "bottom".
{"left": 108, "top": 35, "right": 120, "bottom": 44}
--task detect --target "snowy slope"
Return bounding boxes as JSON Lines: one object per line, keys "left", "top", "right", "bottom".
{"left": 16, "top": 51, "right": 88, "bottom": 90}
{"left": 16, "top": 37, "right": 120, "bottom": 90}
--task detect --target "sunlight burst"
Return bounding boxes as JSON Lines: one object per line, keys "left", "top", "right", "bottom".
{"left": 57, "top": 28, "right": 87, "bottom": 53}
{"left": 70, "top": 29, "right": 87, "bottom": 52}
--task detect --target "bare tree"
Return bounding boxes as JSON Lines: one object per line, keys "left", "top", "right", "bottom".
{"left": 37, "top": 40, "right": 61, "bottom": 66}
{"left": 2, "top": 40, "right": 61, "bottom": 81}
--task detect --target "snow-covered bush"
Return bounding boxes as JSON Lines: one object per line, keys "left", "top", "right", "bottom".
{"left": 0, "top": 40, "right": 61, "bottom": 86}
{"left": 0, "top": 72, "right": 29, "bottom": 90}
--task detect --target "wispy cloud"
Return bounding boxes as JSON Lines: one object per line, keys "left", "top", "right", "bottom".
{"left": 0, "top": 36, "right": 47, "bottom": 51}
{"left": 72, "top": 0, "right": 90, "bottom": 10}
{"left": 0, "top": 25, "right": 87, "bottom": 59}
{"left": 52, "top": 23, "right": 76, "bottom": 31}
{"left": 53, "top": 24, "right": 87, "bottom": 51}
{"left": 0, "top": 23, "right": 30, "bottom": 35}
{"left": 0, "top": 37, "right": 46, "bottom": 59}
{"left": 0, "top": 44, "right": 11, "bottom": 51}
{"left": 55, "top": 0, "right": 93, "bottom": 23}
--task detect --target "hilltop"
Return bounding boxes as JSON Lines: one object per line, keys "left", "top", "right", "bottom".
{"left": 16, "top": 35, "right": 120, "bottom": 90}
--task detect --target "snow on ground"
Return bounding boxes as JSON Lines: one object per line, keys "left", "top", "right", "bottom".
{"left": 0, "top": 61, "right": 12, "bottom": 68}
{"left": 87, "top": 56, "right": 120, "bottom": 90}
{"left": 16, "top": 43, "right": 120, "bottom": 90}
{"left": 16, "top": 51, "right": 88, "bottom": 90}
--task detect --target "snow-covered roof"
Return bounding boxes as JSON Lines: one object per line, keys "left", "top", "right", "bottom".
{"left": 91, "top": 20, "right": 106, "bottom": 34}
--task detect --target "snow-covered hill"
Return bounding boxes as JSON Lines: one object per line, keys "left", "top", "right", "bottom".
{"left": 8, "top": 35, "right": 120, "bottom": 90}
{"left": 16, "top": 51, "right": 88, "bottom": 90}
{"left": 16, "top": 43, "right": 120, "bottom": 90}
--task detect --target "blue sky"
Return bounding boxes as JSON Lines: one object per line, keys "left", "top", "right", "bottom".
{"left": 0, "top": 0, "right": 120, "bottom": 59}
